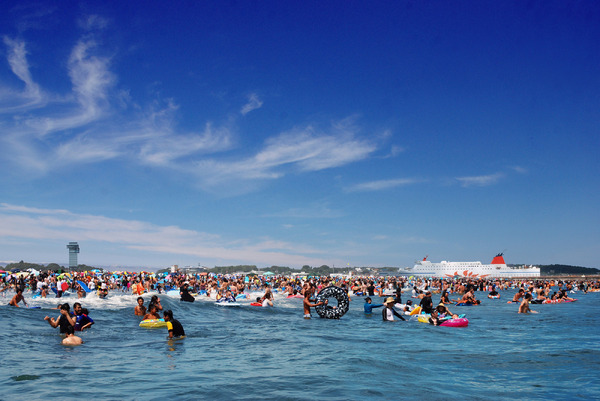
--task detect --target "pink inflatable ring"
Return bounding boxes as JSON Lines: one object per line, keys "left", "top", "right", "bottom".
{"left": 440, "top": 318, "right": 469, "bottom": 327}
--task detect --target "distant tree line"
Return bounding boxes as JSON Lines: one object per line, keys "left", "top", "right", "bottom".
{"left": 211, "top": 265, "right": 257, "bottom": 274}
{"left": 4, "top": 261, "right": 100, "bottom": 273}
{"left": 539, "top": 264, "right": 599, "bottom": 275}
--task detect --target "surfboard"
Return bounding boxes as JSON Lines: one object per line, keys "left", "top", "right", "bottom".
{"left": 216, "top": 302, "right": 240, "bottom": 307}
{"left": 76, "top": 280, "right": 92, "bottom": 293}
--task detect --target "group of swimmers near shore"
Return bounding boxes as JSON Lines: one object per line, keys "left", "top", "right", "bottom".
{"left": 4, "top": 271, "right": 598, "bottom": 344}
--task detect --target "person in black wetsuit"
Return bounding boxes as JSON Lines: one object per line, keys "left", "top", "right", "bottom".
{"left": 419, "top": 291, "right": 434, "bottom": 314}
{"left": 44, "top": 303, "right": 75, "bottom": 334}
{"left": 179, "top": 283, "right": 195, "bottom": 302}
{"left": 394, "top": 286, "right": 402, "bottom": 305}
{"left": 163, "top": 310, "right": 185, "bottom": 339}
{"left": 365, "top": 281, "right": 376, "bottom": 296}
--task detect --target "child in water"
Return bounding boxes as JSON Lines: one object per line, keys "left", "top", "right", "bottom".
{"left": 62, "top": 325, "right": 83, "bottom": 346}
{"left": 363, "top": 297, "right": 383, "bottom": 314}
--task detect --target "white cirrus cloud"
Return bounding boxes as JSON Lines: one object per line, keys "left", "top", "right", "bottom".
{"left": 240, "top": 93, "right": 263, "bottom": 115}
{"left": 455, "top": 172, "right": 504, "bottom": 187}
{"left": 0, "top": 37, "right": 44, "bottom": 112}
{"left": 194, "top": 124, "right": 377, "bottom": 191}
{"left": 346, "top": 178, "right": 420, "bottom": 192}
{"left": 0, "top": 26, "right": 382, "bottom": 198}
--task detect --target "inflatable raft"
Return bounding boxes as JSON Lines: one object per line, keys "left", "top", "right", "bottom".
{"left": 139, "top": 319, "right": 167, "bottom": 328}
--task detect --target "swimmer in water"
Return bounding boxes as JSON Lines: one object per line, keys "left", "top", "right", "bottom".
{"left": 217, "top": 289, "right": 236, "bottom": 303}
{"left": 436, "top": 303, "right": 458, "bottom": 319}
{"left": 45, "top": 303, "right": 75, "bottom": 334}
{"left": 262, "top": 292, "right": 274, "bottom": 307}
{"left": 303, "top": 287, "right": 326, "bottom": 318}
{"left": 163, "top": 310, "right": 185, "bottom": 339}
{"left": 518, "top": 293, "right": 538, "bottom": 314}
{"left": 363, "top": 297, "right": 383, "bottom": 314}
{"left": 382, "top": 297, "right": 405, "bottom": 321}
{"left": 98, "top": 282, "right": 109, "bottom": 298}
{"left": 134, "top": 297, "right": 146, "bottom": 316}
{"left": 143, "top": 304, "right": 160, "bottom": 320}
{"left": 148, "top": 295, "right": 163, "bottom": 311}
{"left": 9, "top": 289, "right": 28, "bottom": 307}
{"left": 62, "top": 325, "right": 83, "bottom": 346}
{"left": 73, "top": 303, "right": 94, "bottom": 331}
{"left": 509, "top": 289, "right": 525, "bottom": 304}
{"left": 429, "top": 310, "right": 442, "bottom": 326}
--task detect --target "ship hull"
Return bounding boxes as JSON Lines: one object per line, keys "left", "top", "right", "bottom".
{"left": 398, "top": 257, "right": 540, "bottom": 278}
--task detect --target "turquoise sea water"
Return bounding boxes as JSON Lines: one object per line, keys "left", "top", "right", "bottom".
{"left": 1, "top": 288, "right": 599, "bottom": 400}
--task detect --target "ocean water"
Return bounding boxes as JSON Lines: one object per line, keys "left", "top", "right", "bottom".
{"left": 1, "top": 288, "right": 599, "bottom": 400}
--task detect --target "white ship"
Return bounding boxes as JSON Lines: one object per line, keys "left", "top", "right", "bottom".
{"left": 398, "top": 253, "right": 540, "bottom": 278}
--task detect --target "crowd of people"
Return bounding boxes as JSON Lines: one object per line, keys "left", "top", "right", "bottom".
{"left": 3, "top": 268, "right": 599, "bottom": 344}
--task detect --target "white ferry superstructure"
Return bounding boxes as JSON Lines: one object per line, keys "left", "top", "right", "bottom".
{"left": 398, "top": 253, "right": 540, "bottom": 278}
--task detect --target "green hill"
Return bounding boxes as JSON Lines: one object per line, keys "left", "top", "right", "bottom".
{"left": 539, "top": 264, "right": 599, "bottom": 275}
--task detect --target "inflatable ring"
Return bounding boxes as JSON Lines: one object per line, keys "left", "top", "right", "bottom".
{"left": 440, "top": 318, "right": 469, "bottom": 327}
{"left": 139, "top": 319, "right": 167, "bottom": 328}
{"left": 314, "top": 286, "right": 350, "bottom": 319}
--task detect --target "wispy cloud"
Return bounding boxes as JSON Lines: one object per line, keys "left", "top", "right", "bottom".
{"left": 455, "top": 172, "right": 504, "bottom": 187}
{"left": 240, "top": 93, "right": 263, "bottom": 115}
{"left": 262, "top": 201, "right": 344, "bottom": 219}
{"left": 0, "top": 203, "right": 330, "bottom": 267}
{"left": 346, "top": 178, "right": 420, "bottom": 192}
{"left": 139, "top": 121, "right": 233, "bottom": 166}
{"left": 78, "top": 15, "right": 109, "bottom": 31}
{"left": 0, "top": 33, "right": 234, "bottom": 175}
{"left": 194, "top": 124, "right": 377, "bottom": 191}
{"left": 511, "top": 166, "right": 528, "bottom": 174}
{"left": 0, "top": 24, "right": 380, "bottom": 196}
{"left": 0, "top": 36, "right": 44, "bottom": 111}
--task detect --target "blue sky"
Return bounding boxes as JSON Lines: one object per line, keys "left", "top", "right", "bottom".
{"left": 0, "top": 1, "right": 598, "bottom": 270}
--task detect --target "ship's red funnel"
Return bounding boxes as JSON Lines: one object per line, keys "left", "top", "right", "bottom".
{"left": 491, "top": 254, "right": 505, "bottom": 264}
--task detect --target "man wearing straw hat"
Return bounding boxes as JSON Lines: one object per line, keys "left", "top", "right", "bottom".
{"left": 382, "top": 297, "right": 406, "bottom": 321}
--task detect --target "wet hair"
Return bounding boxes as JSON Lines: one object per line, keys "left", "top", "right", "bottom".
{"left": 65, "top": 325, "right": 75, "bottom": 335}
{"left": 73, "top": 302, "right": 81, "bottom": 308}
{"left": 163, "top": 310, "right": 173, "bottom": 319}
{"left": 365, "top": 297, "right": 372, "bottom": 302}
{"left": 82, "top": 308, "right": 89, "bottom": 315}
{"left": 137, "top": 297, "right": 144, "bottom": 302}
{"left": 151, "top": 295, "right": 158, "bottom": 303}
{"left": 60, "top": 303, "right": 70, "bottom": 312}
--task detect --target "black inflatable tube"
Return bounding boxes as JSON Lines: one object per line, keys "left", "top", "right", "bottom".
{"left": 314, "top": 286, "right": 350, "bottom": 319}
